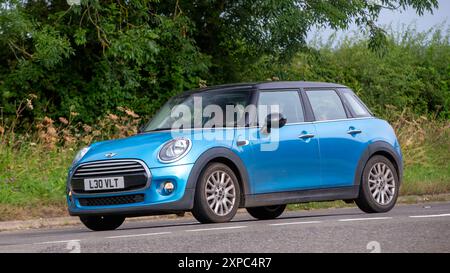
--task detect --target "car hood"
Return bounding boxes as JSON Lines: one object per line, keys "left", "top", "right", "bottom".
{"left": 76, "top": 129, "right": 236, "bottom": 170}
{"left": 79, "top": 131, "right": 182, "bottom": 168}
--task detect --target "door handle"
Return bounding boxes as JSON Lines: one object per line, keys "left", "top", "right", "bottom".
{"left": 236, "top": 140, "right": 249, "bottom": 147}
{"left": 299, "top": 133, "right": 315, "bottom": 139}
{"left": 347, "top": 129, "right": 362, "bottom": 135}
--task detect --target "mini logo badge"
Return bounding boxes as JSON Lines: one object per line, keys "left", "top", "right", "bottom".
{"left": 104, "top": 152, "right": 117, "bottom": 158}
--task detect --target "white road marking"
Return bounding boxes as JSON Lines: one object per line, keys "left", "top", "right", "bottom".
{"left": 106, "top": 231, "right": 172, "bottom": 239}
{"left": 338, "top": 217, "right": 392, "bottom": 222}
{"left": 409, "top": 213, "right": 450, "bottom": 218}
{"left": 185, "top": 226, "right": 247, "bottom": 232}
{"left": 269, "top": 221, "right": 322, "bottom": 226}
{"left": 34, "top": 239, "right": 80, "bottom": 245}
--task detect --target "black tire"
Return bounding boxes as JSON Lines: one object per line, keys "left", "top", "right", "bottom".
{"left": 192, "top": 163, "right": 241, "bottom": 223}
{"left": 355, "top": 155, "right": 399, "bottom": 213}
{"left": 79, "top": 215, "right": 125, "bottom": 231}
{"left": 246, "top": 205, "right": 286, "bottom": 220}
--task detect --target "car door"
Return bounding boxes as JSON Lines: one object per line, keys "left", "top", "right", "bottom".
{"left": 241, "top": 89, "right": 321, "bottom": 194}
{"left": 305, "top": 89, "right": 370, "bottom": 188}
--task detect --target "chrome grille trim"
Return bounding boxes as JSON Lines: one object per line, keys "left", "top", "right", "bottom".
{"left": 69, "top": 159, "right": 151, "bottom": 196}
{"left": 76, "top": 165, "right": 145, "bottom": 172}
{"left": 80, "top": 161, "right": 138, "bottom": 168}
{"left": 73, "top": 160, "right": 147, "bottom": 178}
{"left": 74, "top": 168, "right": 145, "bottom": 176}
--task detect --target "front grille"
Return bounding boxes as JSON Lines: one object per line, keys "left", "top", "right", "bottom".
{"left": 79, "top": 194, "right": 145, "bottom": 207}
{"left": 73, "top": 160, "right": 146, "bottom": 178}
{"left": 71, "top": 160, "right": 150, "bottom": 194}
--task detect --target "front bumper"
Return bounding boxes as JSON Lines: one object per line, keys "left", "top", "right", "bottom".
{"left": 67, "top": 163, "right": 195, "bottom": 217}
{"left": 68, "top": 189, "right": 194, "bottom": 216}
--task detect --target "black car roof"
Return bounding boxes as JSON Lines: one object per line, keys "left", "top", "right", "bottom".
{"left": 187, "top": 81, "right": 347, "bottom": 94}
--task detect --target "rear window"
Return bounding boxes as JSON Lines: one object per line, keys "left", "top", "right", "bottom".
{"left": 340, "top": 89, "right": 372, "bottom": 117}
{"left": 306, "top": 90, "right": 347, "bottom": 121}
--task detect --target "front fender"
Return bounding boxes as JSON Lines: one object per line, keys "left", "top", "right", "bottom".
{"left": 186, "top": 147, "right": 251, "bottom": 195}
{"left": 353, "top": 140, "right": 403, "bottom": 187}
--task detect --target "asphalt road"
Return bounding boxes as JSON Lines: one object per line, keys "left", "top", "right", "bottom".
{"left": 0, "top": 202, "right": 449, "bottom": 253}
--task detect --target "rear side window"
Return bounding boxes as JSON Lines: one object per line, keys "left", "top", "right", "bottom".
{"left": 340, "top": 89, "right": 372, "bottom": 117}
{"left": 258, "top": 90, "right": 304, "bottom": 124}
{"left": 306, "top": 90, "right": 347, "bottom": 121}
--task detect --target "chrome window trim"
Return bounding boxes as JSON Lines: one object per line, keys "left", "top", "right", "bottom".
{"left": 250, "top": 116, "right": 375, "bottom": 128}
{"left": 138, "top": 116, "right": 375, "bottom": 132}
{"left": 69, "top": 159, "right": 152, "bottom": 197}
{"left": 309, "top": 116, "right": 374, "bottom": 124}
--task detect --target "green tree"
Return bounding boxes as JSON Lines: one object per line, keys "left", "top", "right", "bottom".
{"left": 0, "top": 0, "right": 209, "bottom": 124}
{"left": 0, "top": 0, "right": 440, "bottom": 125}
{"left": 156, "top": 0, "right": 438, "bottom": 82}
{"left": 239, "top": 27, "right": 450, "bottom": 119}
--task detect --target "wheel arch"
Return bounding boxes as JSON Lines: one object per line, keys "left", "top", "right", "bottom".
{"left": 354, "top": 141, "right": 403, "bottom": 187}
{"left": 186, "top": 147, "right": 250, "bottom": 207}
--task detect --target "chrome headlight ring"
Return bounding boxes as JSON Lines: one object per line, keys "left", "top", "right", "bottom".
{"left": 72, "top": 146, "right": 90, "bottom": 166}
{"left": 158, "top": 138, "right": 191, "bottom": 163}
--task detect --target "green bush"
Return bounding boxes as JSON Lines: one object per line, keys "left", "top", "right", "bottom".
{"left": 0, "top": 1, "right": 210, "bottom": 126}
{"left": 1, "top": 1, "right": 444, "bottom": 128}
{"left": 240, "top": 27, "right": 450, "bottom": 120}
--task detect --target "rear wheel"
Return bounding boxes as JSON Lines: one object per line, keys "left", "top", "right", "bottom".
{"left": 355, "top": 155, "right": 399, "bottom": 213}
{"left": 79, "top": 215, "right": 125, "bottom": 231}
{"left": 246, "top": 205, "right": 286, "bottom": 220}
{"left": 192, "top": 163, "right": 241, "bottom": 223}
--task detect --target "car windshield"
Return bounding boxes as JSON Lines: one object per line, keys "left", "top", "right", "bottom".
{"left": 143, "top": 90, "right": 252, "bottom": 132}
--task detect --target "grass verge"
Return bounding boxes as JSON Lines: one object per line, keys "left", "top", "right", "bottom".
{"left": 0, "top": 111, "right": 448, "bottom": 221}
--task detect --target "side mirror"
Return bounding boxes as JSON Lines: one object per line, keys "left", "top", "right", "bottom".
{"left": 137, "top": 124, "right": 146, "bottom": 134}
{"left": 264, "top": 113, "right": 287, "bottom": 133}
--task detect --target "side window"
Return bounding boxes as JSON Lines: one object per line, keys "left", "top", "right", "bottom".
{"left": 306, "top": 90, "right": 347, "bottom": 121}
{"left": 340, "top": 89, "right": 372, "bottom": 117}
{"left": 258, "top": 90, "right": 304, "bottom": 124}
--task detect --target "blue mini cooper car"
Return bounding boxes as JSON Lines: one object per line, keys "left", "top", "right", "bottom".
{"left": 67, "top": 81, "right": 402, "bottom": 231}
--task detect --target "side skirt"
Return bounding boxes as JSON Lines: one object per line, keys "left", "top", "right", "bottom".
{"left": 244, "top": 186, "right": 359, "bottom": 208}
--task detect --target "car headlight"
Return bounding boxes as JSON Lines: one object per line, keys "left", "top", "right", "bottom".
{"left": 158, "top": 138, "right": 191, "bottom": 163}
{"left": 72, "top": 146, "right": 90, "bottom": 166}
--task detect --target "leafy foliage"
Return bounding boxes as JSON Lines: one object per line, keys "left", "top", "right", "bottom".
{"left": 0, "top": 0, "right": 444, "bottom": 127}
{"left": 0, "top": 0, "right": 209, "bottom": 126}
{"left": 240, "top": 27, "right": 450, "bottom": 119}
{"left": 155, "top": 0, "right": 438, "bottom": 82}
{"left": 0, "top": 0, "right": 448, "bottom": 220}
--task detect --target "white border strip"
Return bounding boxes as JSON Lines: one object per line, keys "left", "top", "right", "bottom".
{"left": 338, "top": 217, "right": 392, "bottom": 222}
{"left": 106, "top": 232, "right": 172, "bottom": 239}
{"left": 269, "top": 221, "right": 322, "bottom": 226}
{"left": 185, "top": 226, "right": 247, "bottom": 232}
{"left": 409, "top": 213, "right": 450, "bottom": 218}
{"left": 34, "top": 239, "right": 80, "bottom": 245}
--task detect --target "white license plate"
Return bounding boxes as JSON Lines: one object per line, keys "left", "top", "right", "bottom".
{"left": 84, "top": 177, "right": 125, "bottom": 191}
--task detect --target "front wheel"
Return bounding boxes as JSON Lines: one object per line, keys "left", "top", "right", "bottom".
{"left": 246, "top": 205, "right": 286, "bottom": 220}
{"left": 355, "top": 155, "right": 399, "bottom": 213}
{"left": 192, "top": 163, "right": 241, "bottom": 223}
{"left": 79, "top": 215, "right": 125, "bottom": 231}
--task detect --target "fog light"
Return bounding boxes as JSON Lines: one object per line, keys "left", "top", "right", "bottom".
{"left": 163, "top": 182, "right": 175, "bottom": 193}
{"left": 68, "top": 190, "right": 73, "bottom": 203}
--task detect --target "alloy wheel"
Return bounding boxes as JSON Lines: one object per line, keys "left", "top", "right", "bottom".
{"left": 368, "top": 162, "right": 396, "bottom": 205}
{"left": 205, "top": 170, "right": 236, "bottom": 216}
